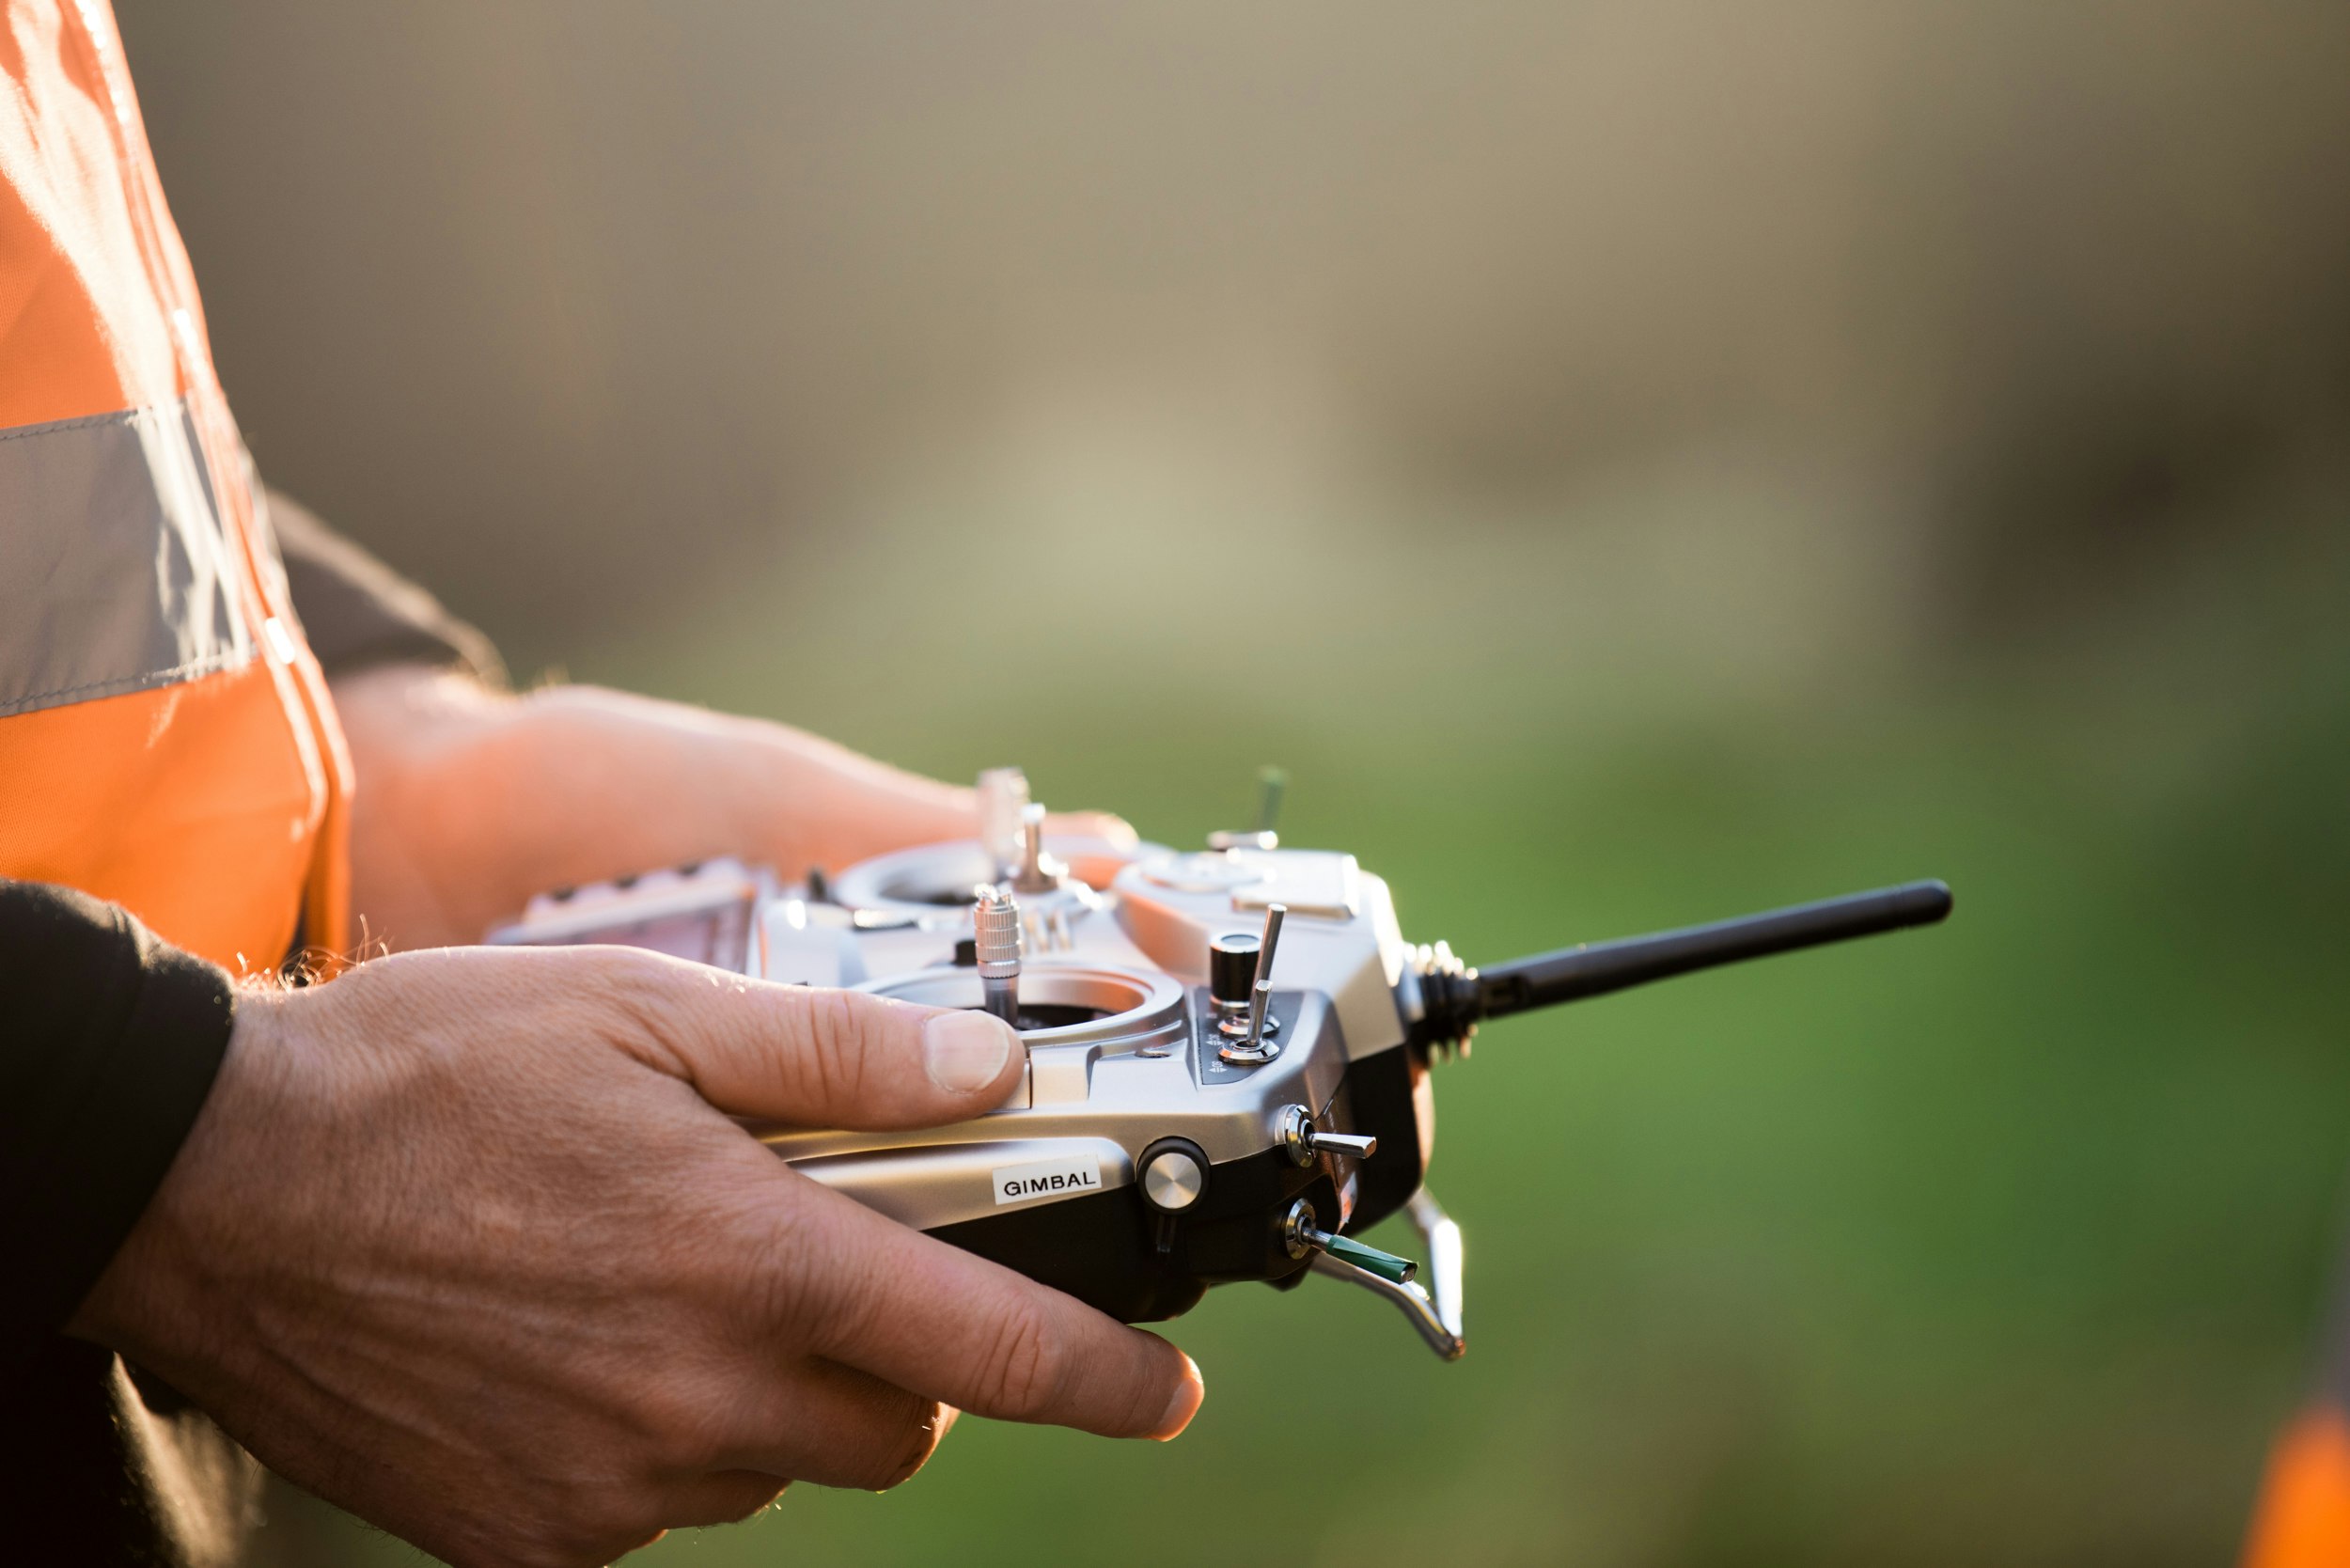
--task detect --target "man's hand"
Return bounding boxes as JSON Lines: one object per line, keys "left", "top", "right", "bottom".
{"left": 332, "top": 666, "right": 1136, "bottom": 951}
{"left": 70, "top": 947, "right": 1203, "bottom": 1568}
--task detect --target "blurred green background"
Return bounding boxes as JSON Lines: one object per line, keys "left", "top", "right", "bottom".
{"left": 116, "top": 2, "right": 2350, "bottom": 1562}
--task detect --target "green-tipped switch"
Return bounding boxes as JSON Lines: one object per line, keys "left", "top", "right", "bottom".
{"left": 1320, "top": 1231, "right": 1418, "bottom": 1285}
{"left": 1283, "top": 1197, "right": 1419, "bottom": 1284}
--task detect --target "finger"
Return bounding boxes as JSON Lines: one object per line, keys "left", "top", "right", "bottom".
{"left": 1044, "top": 809, "right": 1137, "bottom": 851}
{"left": 660, "top": 1471, "right": 788, "bottom": 1529}
{"left": 712, "top": 1357, "right": 954, "bottom": 1491}
{"left": 597, "top": 950, "right": 1026, "bottom": 1128}
{"left": 784, "top": 1184, "right": 1203, "bottom": 1441}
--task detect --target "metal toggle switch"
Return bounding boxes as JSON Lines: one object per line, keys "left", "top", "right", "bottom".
{"left": 1010, "top": 802, "right": 1060, "bottom": 894}
{"left": 1216, "top": 902, "right": 1286, "bottom": 1064}
{"left": 1302, "top": 1188, "right": 1466, "bottom": 1360}
{"left": 1208, "top": 931, "right": 1279, "bottom": 1041}
{"left": 1282, "top": 1198, "right": 1417, "bottom": 1284}
{"left": 1277, "top": 1104, "right": 1376, "bottom": 1167}
{"left": 976, "top": 767, "right": 1031, "bottom": 881}
{"left": 1205, "top": 766, "right": 1288, "bottom": 854}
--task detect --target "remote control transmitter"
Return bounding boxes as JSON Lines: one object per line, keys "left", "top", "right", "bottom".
{"left": 491, "top": 767, "right": 1951, "bottom": 1358}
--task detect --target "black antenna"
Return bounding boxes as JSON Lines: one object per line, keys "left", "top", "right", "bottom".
{"left": 1416, "top": 880, "right": 1952, "bottom": 1044}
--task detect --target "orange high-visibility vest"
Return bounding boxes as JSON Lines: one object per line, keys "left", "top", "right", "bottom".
{"left": 2244, "top": 1409, "right": 2350, "bottom": 1568}
{"left": 0, "top": 0, "right": 349, "bottom": 970}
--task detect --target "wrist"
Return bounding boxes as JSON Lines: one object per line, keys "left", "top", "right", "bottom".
{"left": 68, "top": 988, "right": 293, "bottom": 1371}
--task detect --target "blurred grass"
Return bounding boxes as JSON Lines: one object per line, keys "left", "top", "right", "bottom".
{"left": 256, "top": 496, "right": 2350, "bottom": 1564}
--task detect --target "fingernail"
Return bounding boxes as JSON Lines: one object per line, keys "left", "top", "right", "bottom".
{"left": 924, "top": 1010, "right": 1014, "bottom": 1093}
{"left": 1152, "top": 1355, "right": 1205, "bottom": 1441}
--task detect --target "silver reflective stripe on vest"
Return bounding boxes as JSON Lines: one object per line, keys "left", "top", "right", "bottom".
{"left": 0, "top": 399, "right": 254, "bottom": 716}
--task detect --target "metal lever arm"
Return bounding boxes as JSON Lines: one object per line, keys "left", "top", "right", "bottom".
{"left": 1309, "top": 1251, "right": 1465, "bottom": 1361}
{"left": 1295, "top": 1187, "right": 1467, "bottom": 1360}
{"left": 1278, "top": 1104, "right": 1377, "bottom": 1167}
{"left": 1406, "top": 1186, "right": 1465, "bottom": 1342}
{"left": 1283, "top": 1197, "right": 1417, "bottom": 1282}
{"left": 1246, "top": 903, "right": 1285, "bottom": 1051}
{"left": 1308, "top": 1227, "right": 1416, "bottom": 1284}
{"left": 1219, "top": 902, "right": 1288, "bottom": 1065}
{"left": 1308, "top": 1130, "right": 1377, "bottom": 1160}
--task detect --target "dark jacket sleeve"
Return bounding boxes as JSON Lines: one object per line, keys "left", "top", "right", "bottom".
{"left": 269, "top": 488, "right": 507, "bottom": 686}
{"left": 0, "top": 883, "right": 236, "bottom": 1356}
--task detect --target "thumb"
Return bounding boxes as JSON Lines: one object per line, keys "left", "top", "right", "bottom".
{"left": 606, "top": 954, "right": 1026, "bottom": 1129}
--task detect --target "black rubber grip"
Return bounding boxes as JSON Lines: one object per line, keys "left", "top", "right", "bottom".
{"left": 1473, "top": 879, "right": 1952, "bottom": 1019}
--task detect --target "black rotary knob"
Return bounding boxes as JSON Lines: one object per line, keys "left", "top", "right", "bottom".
{"left": 1136, "top": 1137, "right": 1210, "bottom": 1214}
{"left": 1208, "top": 933, "right": 1261, "bottom": 1007}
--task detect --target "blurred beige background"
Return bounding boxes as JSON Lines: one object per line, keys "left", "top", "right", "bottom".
{"left": 121, "top": 1, "right": 2350, "bottom": 707}
{"left": 115, "top": 5, "right": 2350, "bottom": 1566}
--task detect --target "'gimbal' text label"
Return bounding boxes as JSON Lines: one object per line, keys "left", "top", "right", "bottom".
{"left": 992, "top": 1154, "right": 1104, "bottom": 1206}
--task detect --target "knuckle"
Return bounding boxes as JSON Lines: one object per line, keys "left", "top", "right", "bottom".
{"left": 555, "top": 949, "right": 677, "bottom": 1058}
{"left": 870, "top": 1399, "right": 948, "bottom": 1491}
{"left": 833, "top": 1387, "right": 939, "bottom": 1491}
{"left": 631, "top": 1377, "right": 739, "bottom": 1471}
{"left": 972, "top": 1299, "right": 1063, "bottom": 1421}
{"left": 596, "top": 949, "right": 682, "bottom": 1031}
{"left": 744, "top": 1204, "right": 833, "bottom": 1339}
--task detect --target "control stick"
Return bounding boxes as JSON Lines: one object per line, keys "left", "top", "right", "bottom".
{"left": 973, "top": 886, "right": 1023, "bottom": 1027}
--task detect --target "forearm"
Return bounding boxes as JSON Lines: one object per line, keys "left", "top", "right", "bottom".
{"left": 336, "top": 667, "right": 987, "bottom": 949}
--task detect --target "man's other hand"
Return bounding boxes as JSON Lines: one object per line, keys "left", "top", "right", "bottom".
{"left": 331, "top": 666, "right": 1137, "bottom": 951}
{"left": 70, "top": 947, "right": 1202, "bottom": 1568}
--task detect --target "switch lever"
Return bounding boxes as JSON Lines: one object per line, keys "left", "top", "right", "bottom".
{"left": 1295, "top": 1189, "right": 1467, "bottom": 1361}
{"left": 1217, "top": 903, "right": 1286, "bottom": 1064}
{"left": 1010, "top": 803, "right": 1058, "bottom": 894}
{"left": 1208, "top": 931, "right": 1277, "bottom": 1039}
{"left": 1278, "top": 1104, "right": 1376, "bottom": 1167}
{"left": 1253, "top": 765, "right": 1287, "bottom": 835}
{"left": 1283, "top": 1198, "right": 1417, "bottom": 1284}
{"left": 1204, "top": 767, "right": 1286, "bottom": 853}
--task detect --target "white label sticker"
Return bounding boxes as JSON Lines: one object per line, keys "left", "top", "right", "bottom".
{"left": 992, "top": 1153, "right": 1103, "bottom": 1207}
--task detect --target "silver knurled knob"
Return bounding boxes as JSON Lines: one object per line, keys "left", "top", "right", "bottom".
{"left": 973, "top": 886, "right": 1024, "bottom": 1026}
{"left": 973, "top": 886, "right": 1023, "bottom": 975}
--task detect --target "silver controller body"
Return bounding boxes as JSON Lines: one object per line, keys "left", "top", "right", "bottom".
{"left": 489, "top": 782, "right": 1468, "bottom": 1355}
{"left": 490, "top": 770, "right": 1954, "bottom": 1359}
